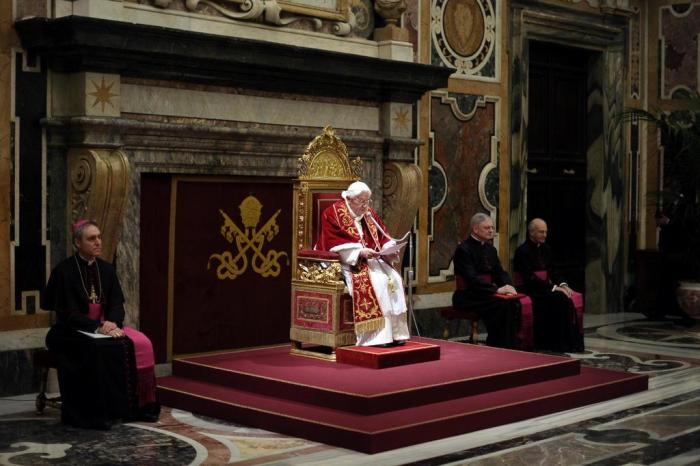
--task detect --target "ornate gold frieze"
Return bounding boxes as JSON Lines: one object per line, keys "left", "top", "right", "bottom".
{"left": 68, "top": 149, "right": 130, "bottom": 261}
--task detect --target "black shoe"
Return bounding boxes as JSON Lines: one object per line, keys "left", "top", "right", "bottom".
{"left": 393, "top": 340, "right": 407, "bottom": 346}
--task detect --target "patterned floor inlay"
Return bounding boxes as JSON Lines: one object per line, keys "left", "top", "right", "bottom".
{"left": 1, "top": 316, "right": 699, "bottom": 465}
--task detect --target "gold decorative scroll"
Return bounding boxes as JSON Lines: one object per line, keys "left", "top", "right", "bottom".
{"left": 297, "top": 260, "right": 343, "bottom": 284}
{"left": 68, "top": 149, "right": 130, "bottom": 261}
{"left": 297, "top": 126, "right": 362, "bottom": 180}
{"left": 208, "top": 195, "right": 289, "bottom": 280}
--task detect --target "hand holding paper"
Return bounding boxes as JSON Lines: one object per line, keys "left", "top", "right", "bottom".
{"left": 380, "top": 241, "right": 407, "bottom": 257}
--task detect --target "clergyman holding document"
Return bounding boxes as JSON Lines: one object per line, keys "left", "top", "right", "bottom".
{"left": 316, "top": 181, "right": 410, "bottom": 347}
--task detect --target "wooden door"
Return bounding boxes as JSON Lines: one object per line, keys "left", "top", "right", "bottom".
{"left": 527, "top": 41, "right": 588, "bottom": 290}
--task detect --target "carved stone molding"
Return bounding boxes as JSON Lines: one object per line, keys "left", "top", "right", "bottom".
{"left": 382, "top": 161, "right": 421, "bottom": 239}
{"left": 16, "top": 17, "right": 452, "bottom": 104}
{"left": 155, "top": 0, "right": 353, "bottom": 36}
{"left": 68, "top": 148, "right": 131, "bottom": 261}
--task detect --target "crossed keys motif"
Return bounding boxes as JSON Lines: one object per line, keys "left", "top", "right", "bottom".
{"left": 207, "top": 195, "right": 289, "bottom": 280}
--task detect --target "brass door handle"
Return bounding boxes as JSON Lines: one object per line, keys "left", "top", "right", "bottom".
{"left": 563, "top": 168, "right": 576, "bottom": 175}
{"left": 525, "top": 167, "right": 539, "bottom": 174}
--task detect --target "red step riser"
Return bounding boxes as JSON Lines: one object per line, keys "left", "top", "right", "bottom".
{"left": 158, "top": 375, "right": 648, "bottom": 454}
{"left": 172, "top": 358, "right": 581, "bottom": 415}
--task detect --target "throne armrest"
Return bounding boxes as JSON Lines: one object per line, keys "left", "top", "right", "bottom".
{"left": 298, "top": 249, "right": 340, "bottom": 261}
{"left": 296, "top": 249, "right": 344, "bottom": 284}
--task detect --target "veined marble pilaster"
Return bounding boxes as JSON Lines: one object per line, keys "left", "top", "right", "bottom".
{"left": 0, "top": 1, "right": 12, "bottom": 320}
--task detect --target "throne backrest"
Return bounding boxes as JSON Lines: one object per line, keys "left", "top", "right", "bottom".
{"left": 311, "top": 192, "right": 343, "bottom": 247}
{"left": 292, "top": 127, "right": 362, "bottom": 273}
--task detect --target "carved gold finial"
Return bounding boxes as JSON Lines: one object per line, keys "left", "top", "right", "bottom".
{"left": 297, "top": 126, "right": 362, "bottom": 180}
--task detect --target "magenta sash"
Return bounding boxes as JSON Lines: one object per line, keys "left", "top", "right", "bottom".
{"left": 123, "top": 327, "right": 157, "bottom": 405}
{"left": 87, "top": 304, "right": 157, "bottom": 406}
{"left": 88, "top": 303, "right": 102, "bottom": 321}
{"left": 534, "top": 270, "right": 584, "bottom": 333}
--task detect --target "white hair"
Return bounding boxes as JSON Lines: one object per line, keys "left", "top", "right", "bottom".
{"left": 342, "top": 181, "right": 371, "bottom": 200}
{"left": 470, "top": 213, "right": 490, "bottom": 229}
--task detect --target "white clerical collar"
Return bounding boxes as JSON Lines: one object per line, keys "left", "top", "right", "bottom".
{"left": 345, "top": 200, "right": 364, "bottom": 221}
{"left": 470, "top": 234, "right": 486, "bottom": 244}
{"left": 77, "top": 253, "right": 96, "bottom": 266}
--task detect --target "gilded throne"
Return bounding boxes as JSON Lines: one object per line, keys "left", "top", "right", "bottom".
{"left": 289, "top": 126, "right": 362, "bottom": 359}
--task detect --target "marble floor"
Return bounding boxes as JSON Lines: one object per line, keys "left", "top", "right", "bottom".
{"left": 1, "top": 312, "right": 699, "bottom": 466}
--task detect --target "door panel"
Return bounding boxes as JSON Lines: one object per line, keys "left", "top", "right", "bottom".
{"left": 527, "top": 41, "right": 588, "bottom": 290}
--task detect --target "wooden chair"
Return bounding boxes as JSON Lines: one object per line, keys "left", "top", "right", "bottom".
{"left": 441, "top": 275, "right": 481, "bottom": 343}
{"left": 33, "top": 348, "right": 61, "bottom": 414}
{"left": 289, "top": 126, "right": 363, "bottom": 360}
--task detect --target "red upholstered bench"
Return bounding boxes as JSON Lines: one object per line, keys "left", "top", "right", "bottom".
{"left": 442, "top": 275, "right": 534, "bottom": 348}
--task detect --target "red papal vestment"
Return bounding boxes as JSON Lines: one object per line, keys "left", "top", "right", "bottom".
{"left": 316, "top": 200, "right": 409, "bottom": 346}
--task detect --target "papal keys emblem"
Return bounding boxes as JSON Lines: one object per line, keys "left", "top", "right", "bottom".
{"left": 207, "top": 195, "right": 289, "bottom": 280}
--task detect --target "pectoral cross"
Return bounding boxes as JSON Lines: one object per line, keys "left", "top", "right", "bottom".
{"left": 89, "top": 285, "right": 98, "bottom": 304}
{"left": 387, "top": 276, "right": 396, "bottom": 294}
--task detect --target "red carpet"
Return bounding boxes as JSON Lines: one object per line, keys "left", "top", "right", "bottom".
{"left": 158, "top": 337, "right": 647, "bottom": 453}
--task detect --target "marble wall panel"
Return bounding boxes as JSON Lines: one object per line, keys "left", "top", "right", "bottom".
{"left": 0, "top": 2, "right": 12, "bottom": 320}
{"left": 431, "top": 0, "right": 498, "bottom": 80}
{"left": 660, "top": 3, "right": 700, "bottom": 99}
{"left": 405, "top": 0, "right": 420, "bottom": 63}
{"left": 120, "top": 84, "right": 380, "bottom": 132}
{"left": 428, "top": 92, "right": 494, "bottom": 278}
{"left": 0, "top": 349, "right": 41, "bottom": 397}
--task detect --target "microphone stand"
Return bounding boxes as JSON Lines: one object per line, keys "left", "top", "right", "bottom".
{"left": 408, "top": 230, "right": 420, "bottom": 337}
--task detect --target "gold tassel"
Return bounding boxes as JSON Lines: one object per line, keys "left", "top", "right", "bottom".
{"left": 354, "top": 316, "right": 384, "bottom": 334}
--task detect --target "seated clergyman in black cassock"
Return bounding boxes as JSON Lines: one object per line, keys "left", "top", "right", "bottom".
{"left": 514, "top": 218, "right": 584, "bottom": 353}
{"left": 452, "top": 213, "right": 521, "bottom": 349}
{"left": 42, "top": 220, "right": 160, "bottom": 429}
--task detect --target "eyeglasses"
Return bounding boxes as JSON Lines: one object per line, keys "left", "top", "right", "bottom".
{"left": 350, "top": 198, "right": 372, "bottom": 206}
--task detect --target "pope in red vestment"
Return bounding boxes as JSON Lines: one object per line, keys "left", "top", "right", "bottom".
{"left": 316, "top": 181, "right": 409, "bottom": 346}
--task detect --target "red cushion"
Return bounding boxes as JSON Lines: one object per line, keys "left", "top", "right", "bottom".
{"left": 312, "top": 192, "right": 343, "bottom": 246}
{"left": 298, "top": 249, "right": 340, "bottom": 260}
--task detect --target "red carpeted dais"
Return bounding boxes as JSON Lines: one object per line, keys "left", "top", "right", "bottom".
{"left": 157, "top": 337, "right": 647, "bottom": 453}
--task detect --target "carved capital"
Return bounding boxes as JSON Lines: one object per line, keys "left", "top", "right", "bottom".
{"left": 68, "top": 149, "right": 131, "bottom": 261}
{"left": 382, "top": 161, "right": 421, "bottom": 240}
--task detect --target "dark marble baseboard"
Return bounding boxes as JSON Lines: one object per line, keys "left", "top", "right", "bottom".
{"left": 0, "top": 348, "right": 43, "bottom": 397}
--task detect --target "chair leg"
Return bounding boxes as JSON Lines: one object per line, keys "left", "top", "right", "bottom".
{"left": 36, "top": 366, "right": 49, "bottom": 415}
{"left": 470, "top": 321, "right": 479, "bottom": 344}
